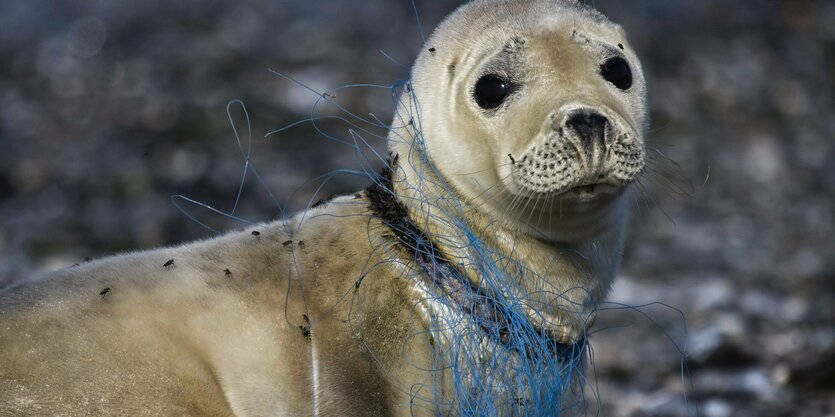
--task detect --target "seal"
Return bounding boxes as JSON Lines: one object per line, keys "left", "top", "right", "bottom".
{"left": 0, "top": 1, "right": 647, "bottom": 416}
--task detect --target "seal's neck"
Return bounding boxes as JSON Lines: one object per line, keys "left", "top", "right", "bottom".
{"left": 385, "top": 145, "right": 628, "bottom": 340}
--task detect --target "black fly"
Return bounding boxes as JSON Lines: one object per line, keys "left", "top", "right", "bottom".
{"left": 299, "top": 314, "right": 312, "bottom": 341}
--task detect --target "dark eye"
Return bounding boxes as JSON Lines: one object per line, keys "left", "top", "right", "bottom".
{"left": 600, "top": 57, "right": 632, "bottom": 90}
{"left": 474, "top": 75, "right": 510, "bottom": 109}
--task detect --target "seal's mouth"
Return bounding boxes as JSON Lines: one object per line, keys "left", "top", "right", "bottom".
{"left": 572, "top": 184, "right": 599, "bottom": 194}
{"left": 511, "top": 179, "right": 627, "bottom": 204}
{"left": 562, "top": 182, "right": 619, "bottom": 196}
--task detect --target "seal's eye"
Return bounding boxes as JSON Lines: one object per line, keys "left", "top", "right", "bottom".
{"left": 474, "top": 75, "right": 510, "bottom": 109}
{"left": 600, "top": 57, "right": 632, "bottom": 90}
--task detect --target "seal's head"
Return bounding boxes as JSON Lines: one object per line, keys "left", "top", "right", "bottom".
{"left": 394, "top": 0, "right": 647, "bottom": 242}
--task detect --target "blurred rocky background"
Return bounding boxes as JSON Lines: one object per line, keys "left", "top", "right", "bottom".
{"left": 0, "top": 0, "right": 833, "bottom": 416}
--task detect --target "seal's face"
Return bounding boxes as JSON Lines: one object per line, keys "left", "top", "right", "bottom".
{"left": 411, "top": 0, "right": 647, "bottom": 239}
{"left": 478, "top": 29, "right": 646, "bottom": 203}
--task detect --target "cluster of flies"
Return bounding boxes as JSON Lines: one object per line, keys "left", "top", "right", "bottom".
{"left": 95, "top": 230, "right": 275, "bottom": 301}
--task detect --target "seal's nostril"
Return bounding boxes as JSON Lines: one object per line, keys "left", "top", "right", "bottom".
{"left": 565, "top": 111, "right": 608, "bottom": 147}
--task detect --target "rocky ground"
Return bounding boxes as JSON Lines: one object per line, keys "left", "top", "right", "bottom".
{"left": 1, "top": 1, "right": 833, "bottom": 416}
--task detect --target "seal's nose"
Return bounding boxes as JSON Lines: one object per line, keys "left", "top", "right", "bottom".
{"left": 565, "top": 110, "right": 608, "bottom": 147}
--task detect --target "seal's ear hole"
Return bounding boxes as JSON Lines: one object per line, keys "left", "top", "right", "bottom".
{"left": 474, "top": 75, "right": 510, "bottom": 109}
{"left": 600, "top": 57, "right": 633, "bottom": 90}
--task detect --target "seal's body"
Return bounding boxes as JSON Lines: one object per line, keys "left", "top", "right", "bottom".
{"left": 0, "top": 197, "right": 413, "bottom": 416}
{"left": 0, "top": 0, "right": 647, "bottom": 415}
